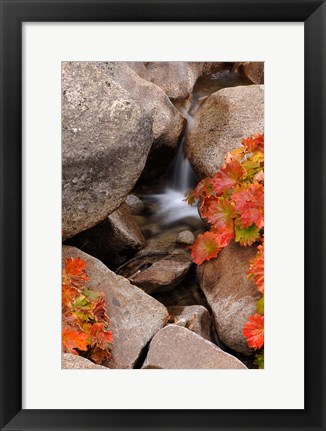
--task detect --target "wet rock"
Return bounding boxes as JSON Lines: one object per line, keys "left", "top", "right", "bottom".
{"left": 126, "top": 62, "right": 228, "bottom": 104}
{"left": 185, "top": 85, "right": 264, "bottom": 178}
{"left": 119, "top": 250, "right": 192, "bottom": 294}
{"left": 235, "top": 62, "right": 264, "bottom": 84}
{"left": 125, "top": 194, "right": 145, "bottom": 215}
{"left": 138, "top": 226, "right": 187, "bottom": 253}
{"left": 97, "top": 62, "right": 185, "bottom": 179}
{"left": 138, "top": 223, "right": 202, "bottom": 253}
{"left": 62, "top": 62, "right": 153, "bottom": 239}
{"left": 197, "top": 241, "right": 261, "bottom": 355}
{"left": 65, "top": 203, "right": 145, "bottom": 267}
{"left": 142, "top": 325, "right": 247, "bottom": 369}
{"left": 62, "top": 353, "right": 108, "bottom": 369}
{"left": 168, "top": 305, "right": 212, "bottom": 341}
{"left": 62, "top": 246, "right": 169, "bottom": 369}
{"left": 176, "top": 230, "right": 195, "bottom": 245}
{"left": 153, "top": 276, "right": 208, "bottom": 308}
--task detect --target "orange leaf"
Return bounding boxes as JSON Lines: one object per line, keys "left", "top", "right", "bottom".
{"left": 92, "top": 297, "right": 110, "bottom": 325}
{"left": 243, "top": 314, "right": 264, "bottom": 350}
{"left": 213, "top": 159, "right": 246, "bottom": 196}
{"left": 191, "top": 231, "right": 223, "bottom": 265}
{"left": 63, "top": 257, "right": 90, "bottom": 288}
{"left": 62, "top": 284, "right": 79, "bottom": 306}
{"left": 62, "top": 327, "right": 89, "bottom": 354}
{"left": 232, "top": 182, "right": 264, "bottom": 229}
{"left": 242, "top": 133, "right": 264, "bottom": 153}
{"left": 211, "top": 228, "right": 234, "bottom": 248}
{"left": 185, "top": 177, "right": 215, "bottom": 205}
{"left": 64, "top": 257, "right": 87, "bottom": 277}
{"left": 201, "top": 196, "right": 236, "bottom": 231}
{"left": 248, "top": 243, "right": 264, "bottom": 293}
{"left": 225, "top": 147, "right": 246, "bottom": 164}
{"left": 90, "top": 322, "right": 113, "bottom": 350}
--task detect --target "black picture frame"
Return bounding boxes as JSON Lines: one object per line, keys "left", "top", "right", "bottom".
{"left": 1, "top": 0, "right": 325, "bottom": 430}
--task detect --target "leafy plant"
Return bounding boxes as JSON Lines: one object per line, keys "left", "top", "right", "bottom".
{"left": 186, "top": 133, "right": 264, "bottom": 366}
{"left": 245, "top": 242, "right": 264, "bottom": 367}
{"left": 62, "top": 257, "right": 113, "bottom": 365}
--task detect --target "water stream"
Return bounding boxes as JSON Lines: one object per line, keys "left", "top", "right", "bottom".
{"left": 148, "top": 70, "right": 251, "bottom": 226}
{"left": 150, "top": 112, "right": 199, "bottom": 225}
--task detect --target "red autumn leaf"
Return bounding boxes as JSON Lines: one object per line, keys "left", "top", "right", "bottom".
{"left": 63, "top": 257, "right": 90, "bottom": 288}
{"left": 243, "top": 314, "right": 264, "bottom": 350}
{"left": 90, "top": 322, "right": 113, "bottom": 350}
{"left": 242, "top": 133, "right": 264, "bottom": 153}
{"left": 248, "top": 243, "right": 264, "bottom": 293}
{"left": 191, "top": 231, "right": 223, "bottom": 265}
{"left": 62, "top": 327, "right": 89, "bottom": 354}
{"left": 213, "top": 159, "right": 246, "bottom": 196}
{"left": 62, "top": 256, "right": 113, "bottom": 363}
{"left": 212, "top": 229, "right": 234, "bottom": 247}
{"left": 185, "top": 177, "right": 215, "bottom": 205}
{"left": 201, "top": 196, "right": 236, "bottom": 231}
{"left": 62, "top": 284, "right": 79, "bottom": 306}
{"left": 92, "top": 297, "right": 110, "bottom": 324}
{"left": 64, "top": 257, "right": 88, "bottom": 278}
{"left": 232, "top": 182, "right": 264, "bottom": 229}
{"left": 62, "top": 308, "right": 79, "bottom": 326}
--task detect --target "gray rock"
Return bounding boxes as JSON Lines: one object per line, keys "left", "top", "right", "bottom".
{"left": 138, "top": 224, "right": 202, "bottom": 254}
{"left": 97, "top": 62, "right": 185, "bottom": 178}
{"left": 62, "top": 353, "right": 108, "bottom": 369}
{"left": 185, "top": 85, "right": 264, "bottom": 178}
{"left": 120, "top": 250, "right": 192, "bottom": 294}
{"left": 168, "top": 305, "right": 212, "bottom": 341}
{"left": 62, "top": 246, "right": 169, "bottom": 368}
{"left": 126, "top": 62, "right": 228, "bottom": 103}
{"left": 62, "top": 62, "right": 153, "bottom": 239}
{"left": 125, "top": 194, "right": 145, "bottom": 215}
{"left": 176, "top": 230, "right": 195, "bottom": 245}
{"left": 138, "top": 227, "right": 181, "bottom": 252}
{"left": 197, "top": 241, "right": 262, "bottom": 355}
{"left": 65, "top": 203, "right": 145, "bottom": 267}
{"left": 142, "top": 325, "right": 247, "bottom": 369}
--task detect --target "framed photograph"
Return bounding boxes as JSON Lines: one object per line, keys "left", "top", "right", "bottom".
{"left": 1, "top": 0, "right": 325, "bottom": 430}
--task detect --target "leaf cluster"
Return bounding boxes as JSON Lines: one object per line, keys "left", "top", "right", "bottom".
{"left": 62, "top": 257, "right": 113, "bottom": 365}
{"left": 244, "top": 242, "right": 264, "bottom": 367}
{"left": 186, "top": 133, "right": 264, "bottom": 264}
{"left": 186, "top": 133, "right": 265, "bottom": 366}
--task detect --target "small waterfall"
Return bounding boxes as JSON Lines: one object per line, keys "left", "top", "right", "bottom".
{"left": 170, "top": 109, "right": 197, "bottom": 191}
{"left": 149, "top": 70, "right": 250, "bottom": 225}
{"left": 170, "top": 141, "right": 195, "bottom": 191}
{"left": 151, "top": 107, "right": 200, "bottom": 225}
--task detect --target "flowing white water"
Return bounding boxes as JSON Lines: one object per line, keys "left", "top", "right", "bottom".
{"left": 150, "top": 70, "right": 251, "bottom": 225}
{"left": 151, "top": 107, "right": 200, "bottom": 224}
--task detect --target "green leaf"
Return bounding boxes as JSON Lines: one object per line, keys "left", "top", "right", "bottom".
{"left": 256, "top": 296, "right": 264, "bottom": 315}
{"left": 234, "top": 223, "right": 260, "bottom": 246}
{"left": 73, "top": 295, "right": 89, "bottom": 307}
{"left": 254, "top": 351, "right": 264, "bottom": 369}
{"left": 83, "top": 289, "right": 102, "bottom": 301}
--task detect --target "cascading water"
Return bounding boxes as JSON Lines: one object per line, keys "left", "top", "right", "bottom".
{"left": 149, "top": 70, "right": 252, "bottom": 226}
{"left": 150, "top": 107, "right": 200, "bottom": 224}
